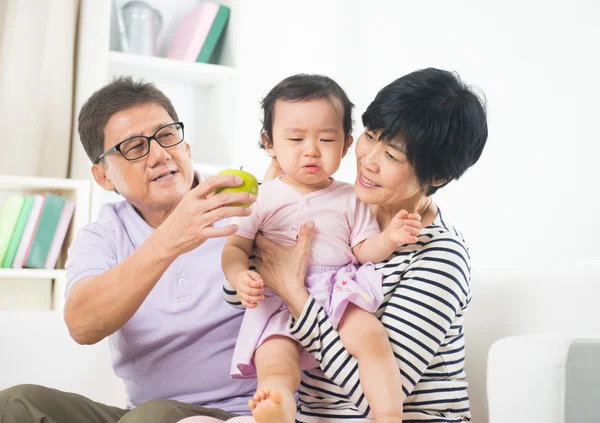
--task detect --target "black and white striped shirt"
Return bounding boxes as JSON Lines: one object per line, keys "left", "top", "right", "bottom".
{"left": 224, "top": 208, "right": 472, "bottom": 422}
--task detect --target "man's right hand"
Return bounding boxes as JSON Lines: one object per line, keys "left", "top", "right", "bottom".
{"left": 157, "top": 174, "right": 256, "bottom": 257}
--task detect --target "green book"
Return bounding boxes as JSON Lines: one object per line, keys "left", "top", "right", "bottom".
{"left": 196, "top": 4, "right": 231, "bottom": 64}
{"left": 2, "top": 196, "right": 34, "bottom": 268}
{"left": 25, "top": 194, "right": 65, "bottom": 269}
{"left": 0, "top": 195, "right": 25, "bottom": 264}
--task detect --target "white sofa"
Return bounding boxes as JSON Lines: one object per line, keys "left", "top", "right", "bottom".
{"left": 465, "top": 259, "right": 600, "bottom": 422}
{"left": 1, "top": 259, "right": 599, "bottom": 422}
{"left": 0, "top": 310, "right": 126, "bottom": 408}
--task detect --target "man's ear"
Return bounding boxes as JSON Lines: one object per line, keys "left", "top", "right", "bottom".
{"left": 342, "top": 135, "right": 354, "bottom": 157}
{"left": 91, "top": 162, "right": 116, "bottom": 192}
{"left": 261, "top": 133, "right": 276, "bottom": 158}
{"left": 185, "top": 141, "right": 192, "bottom": 158}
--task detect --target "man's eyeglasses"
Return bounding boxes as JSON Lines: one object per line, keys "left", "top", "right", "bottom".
{"left": 94, "top": 122, "right": 185, "bottom": 164}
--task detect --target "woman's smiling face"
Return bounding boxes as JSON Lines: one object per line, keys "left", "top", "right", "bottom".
{"left": 354, "top": 129, "right": 424, "bottom": 209}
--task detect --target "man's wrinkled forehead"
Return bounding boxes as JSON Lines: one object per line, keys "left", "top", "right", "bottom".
{"left": 104, "top": 103, "right": 172, "bottom": 147}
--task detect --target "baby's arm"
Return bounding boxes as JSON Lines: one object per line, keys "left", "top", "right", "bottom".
{"left": 353, "top": 209, "right": 422, "bottom": 264}
{"left": 222, "top": 235, "right": 264, "bottom": 308}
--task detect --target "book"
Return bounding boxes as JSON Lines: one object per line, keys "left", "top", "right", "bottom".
{"left": 12, "top": 195, "right": 45, "bottom": 268}
{"left": 167, "top": 3, "right": 220, "bottom": 62}
{"left": 2, "top": 196, "right": 34, "bottom": 268}
{"left": 25, "top": 194, "right": 66, "bottom": 269}
{"left": 0, "top": 196, "right": 25, "bottom": 264}
{"left": 43, "top": 200, "right": 75, "bottom": 269}
{"left": 196, "top": 4, "right": 231, "bottom": 64}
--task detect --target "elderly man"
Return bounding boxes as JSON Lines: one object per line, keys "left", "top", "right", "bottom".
{"left": 0, "top": 77, "right": 257, "bottom": 423}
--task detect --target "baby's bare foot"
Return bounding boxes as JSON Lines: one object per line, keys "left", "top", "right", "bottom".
{"left": 249, "top": 388, "right": 293, "bottom": 423}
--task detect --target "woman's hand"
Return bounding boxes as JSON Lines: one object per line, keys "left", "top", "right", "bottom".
{"left": 254, "top": 221, "right": 315, "bottom": 319}
{"left": 156, "top": 174, "right": 256, "bottom": 258}
{"left": 263, "top": 157, "right": 285, "bottom": 181}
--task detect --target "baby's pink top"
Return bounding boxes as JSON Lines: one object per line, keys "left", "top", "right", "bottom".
{"left": 233, "top": 177, "right": 380, "bottom": 266}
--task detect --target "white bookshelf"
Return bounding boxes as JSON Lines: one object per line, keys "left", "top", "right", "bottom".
{"left": 71, "top": 0, "right": 241, "bottom": 218}
{"left": 0, "top": 269, "right": 66, "bottom": 279}
{"left": 0, "top": 175, "right": 91, "bottom": 311}
{"left": 108, "top": 51, "right": 235, "bottom": 87}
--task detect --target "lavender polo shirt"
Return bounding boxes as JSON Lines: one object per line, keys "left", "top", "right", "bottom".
{"left": 65, "top": 199, "right": 256, "bottom": 412}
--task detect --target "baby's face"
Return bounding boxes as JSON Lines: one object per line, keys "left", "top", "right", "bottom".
{"left": 267, "top": 98, "right": 350, "bottom": 191}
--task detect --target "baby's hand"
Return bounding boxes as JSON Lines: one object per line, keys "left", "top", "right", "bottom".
{"left": 387, "top": 209, "right": 422, "bottom": 246}
{"left": 235, "top": 270, "right": 264, "bottom": 308}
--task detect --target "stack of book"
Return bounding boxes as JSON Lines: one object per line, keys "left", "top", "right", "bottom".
{"left": 167, "top": 2, "right": 231, "bottom": 64}
{"left": 0, "top": 193, "right": 75, "bottom": 270}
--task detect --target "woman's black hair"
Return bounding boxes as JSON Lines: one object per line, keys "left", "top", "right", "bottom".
{"left": 362, "top": 68, "right": 488, "bottom": 195}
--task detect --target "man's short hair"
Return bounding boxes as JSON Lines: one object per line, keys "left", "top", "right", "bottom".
{"left": 78, "top": 76, "right": 179, "bottom": 164}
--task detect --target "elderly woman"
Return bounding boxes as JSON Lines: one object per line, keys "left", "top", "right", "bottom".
{"left": 185, "top": 67, "right": 488, "bottom": 423}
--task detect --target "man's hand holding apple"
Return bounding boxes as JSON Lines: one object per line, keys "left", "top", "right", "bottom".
{"left": 214, "top": 168, "right": 259, "bottom": 206}
{"left": 155, "top": 173, "right": 257, "bottom": 259}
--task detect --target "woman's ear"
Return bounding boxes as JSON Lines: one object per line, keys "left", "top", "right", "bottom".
{"left": 261, "top": 133, "right": 276, "bottom": 157}
{"left": 427, "top": 178, "right": 450, "bottom": 194}
{"left": 342, "top": 135, "right": 354, "bottom": 157}
{"left": 431, "top": 178, "right": 448, "bottom": 187}
{"left": 91, "top": 162, "right": 116, "bottom": 192}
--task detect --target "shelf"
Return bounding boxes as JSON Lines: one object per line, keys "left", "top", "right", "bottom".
{"left": 0, "top": 269, "right": 66, "bottom": 280}
{"left": 0, "top": 175, "right": 89, "bottom": 191}
{"left": 108, "top": 51, "right": 236, "bottom": 87}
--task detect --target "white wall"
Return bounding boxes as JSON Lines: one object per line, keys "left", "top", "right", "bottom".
{"left": 230, "top": 0, "right": 353, "bottom": 174}
{"left": 231, "top": 0, "right": 600, "bottom": 271}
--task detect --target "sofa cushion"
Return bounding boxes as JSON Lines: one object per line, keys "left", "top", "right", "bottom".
{"left": 0, "top": 311, "right": 126, "bottom": 407}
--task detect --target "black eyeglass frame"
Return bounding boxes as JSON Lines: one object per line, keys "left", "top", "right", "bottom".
{"left": 94, "top": 122, "right": 185, "bottom": 164}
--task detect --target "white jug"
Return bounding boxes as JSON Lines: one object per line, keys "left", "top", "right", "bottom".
{"left": 121, "top": 1, "right": 163, "bottom": 56}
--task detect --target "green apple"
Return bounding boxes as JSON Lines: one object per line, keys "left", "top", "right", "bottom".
{"left": 214, "top": 168, "right": 259, "bottom": 207}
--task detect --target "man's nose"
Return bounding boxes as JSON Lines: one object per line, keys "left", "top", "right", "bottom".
{"left": 146, "top": 139, "right": 171, "bottom": 166}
